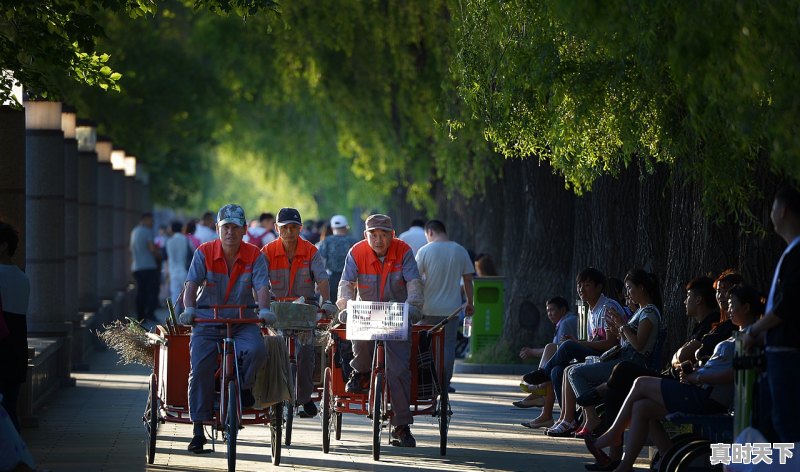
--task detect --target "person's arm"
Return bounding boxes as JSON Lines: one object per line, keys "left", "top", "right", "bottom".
{"left": 672, "top": 340, "right": 702, "bottom": 367}
{"left": 183, "top": 281, "right": 199, "bottom": 309}
{"left": 519, "top": 346, "right": 544, "bottom": 359}
{"left": 310, "top": 251, "right": 331, "bottom": 302}
{"left": 462, "top": 273, "right": 474, "bottom": 316}
{"left": 685, "top": 368, "right": 734, "bottom": 386}
{"left": 336, "top": 252, "right": 359, "bottom": 310}
{"left": 621, "top": 317, "right": 654, "bottom": 352}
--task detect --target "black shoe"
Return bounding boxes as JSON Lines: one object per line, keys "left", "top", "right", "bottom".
{"left": 447, "top": 385, "right": 456, "bottom": 393}
{"left": 522, "top": 368, "right": 549, "bottom": 386}
{"left": 187, "top": 434, "right": 207, "bottom": 453}
{"left": 298, "top": 401, "right": 318, "bottom": 418}
{"left": 241, "top": 388, "right": 255, "bottom": 408}
{"left": 345, "top": 372, "right": 369, "bottom": 393}
{"left": 576, "top": 388, "right": 604, "bottom": 407}
{"left": 390, "top": 425, "right": 416, "bottom": 447}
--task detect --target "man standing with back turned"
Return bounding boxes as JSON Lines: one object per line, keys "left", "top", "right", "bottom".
{"left": 336, "top": 214, "right": 424, "bottom": 447}
{"left": 415, "top": 219, "right": 474, "bottom": 393}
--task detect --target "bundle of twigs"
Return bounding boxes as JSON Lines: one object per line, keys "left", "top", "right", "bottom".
{"left": 96, "top": 317, "right": 160, "bottom": 367}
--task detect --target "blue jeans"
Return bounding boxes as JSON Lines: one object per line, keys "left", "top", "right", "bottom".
{"left": 541, "top": 340, "right": 599, "bottom": 405}
{"left": 765, "top": 349, "right": 800, "bottom": 443}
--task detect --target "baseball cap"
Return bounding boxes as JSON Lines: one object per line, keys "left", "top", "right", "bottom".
{"left": 330, "top": 215, "right": 348, "bottom": 229}
{"left": 276, "top": 207, "right": 302, "bottom": 226}
{"left": 365, "top": 214, "right": 393, "bottom": 232}
{"left": 217, "top": 204, "right": 246, "bottom": 227}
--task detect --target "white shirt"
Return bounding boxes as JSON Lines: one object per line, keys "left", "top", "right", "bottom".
{"left": 416, "top": 241, "right": 474, "bottom": 316}
{"left": 166, "top": 233, "right": 190, "bottom": 277}
{"left": 398, "top": 226, "right": 427, "bottom": 255}
{"left": 194, "top": 223, "right": 217, "bottom": 243}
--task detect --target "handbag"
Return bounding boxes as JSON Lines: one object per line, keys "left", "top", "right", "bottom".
{"left": 599, "top": 344, "right": 622, "bottom": 362}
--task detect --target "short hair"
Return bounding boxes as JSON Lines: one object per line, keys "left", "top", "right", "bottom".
{"left": 171, "top": 220, "right": 183, "bottom": 233}
{"left": 202, "top": 211, "right": 214, "bottom": 220}
{"left": 424, "top": 219, "right": 446, "bottom": 234}
{"left": 546, "top": 296, "right": 569, "bottom": 311}
{"left": 410, "top": 218, "right": 426, "bottom": 227}
{"left": 606, "top": 277, "right": 625, "bottom": 305}
{"left": 475, "top": 254, "right": 498, "bottom": 276}
{"left": 685, "top": 276, "right": 717, "bottom": 309}
{"left": 259, "top": 212, "right": 273, "bottom": 222}
{"left": 0, "top": 220, "right": 20, "bottom": 257}
{"left": 141, "top": 212, "right": 153, "bottom": 220}
{"left": 775, "top": 185, "right": 800, "bottom": 217}
{"left": 185, "top": 220, "right": 197, "bottom": 234}
{"left": 728, "top": 284, "right": 766, "bottom": 318}
{"left": 714, "top": 269, "right": 744, "bottom": 289}
{"left": 576, "top": 267, "right": 606, "bottom": 290}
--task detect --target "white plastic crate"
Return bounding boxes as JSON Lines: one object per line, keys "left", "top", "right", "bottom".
{"left": 345, "top": 300, "right": 409, "bottom": 341}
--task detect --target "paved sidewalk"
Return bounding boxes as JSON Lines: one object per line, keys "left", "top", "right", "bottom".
{"left": 23, "top": 348, "right": 615, "bottom": 471}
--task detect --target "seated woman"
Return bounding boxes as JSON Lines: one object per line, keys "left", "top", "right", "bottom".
{"left": 546, "top": 269, "right": 661, "bottom": 437}
{"left": 585, "top": 284, "right": 763, "bottom": 472}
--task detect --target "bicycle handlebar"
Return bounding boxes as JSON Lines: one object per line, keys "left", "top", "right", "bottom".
{"left": 194, "top": 304, "right": 262, "bottom": 324}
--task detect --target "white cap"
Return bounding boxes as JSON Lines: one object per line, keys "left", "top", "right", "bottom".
{"left": 330, "top": 215, "right": 348, "bottom": 229}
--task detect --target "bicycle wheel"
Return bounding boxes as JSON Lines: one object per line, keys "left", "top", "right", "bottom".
{"left": 270, "top": 403, "right": 283, "bottom": 465}
{"left": 285, "top": 361, "right": 297, "bottom": 446}
{"left": 438, "top": 389, "right": 450, "bottom": 456}
{"left": 372, "top": 373, "right": 384, "bottom": 461}
{"left": 145, "top": 373, "right": 158, "bottom": 464}
{"left": 322, "top": 367, "right": 332, "bottom": 453}
{"left": 226, "top": 381, "right": 238, "bottom": 472}
{"left": 661, "top": 439, "right": 710, "bottom": 472}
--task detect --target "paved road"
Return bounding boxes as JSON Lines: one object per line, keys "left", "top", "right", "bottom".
{"left": 23, "top": 347, "right": 633, "bottom": 471}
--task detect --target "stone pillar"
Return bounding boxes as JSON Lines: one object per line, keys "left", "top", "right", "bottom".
{"left": 110, "top": 149, "right": 127, "bottom": 294}
{"left": 0, "top": 106, "right": 26, "bottom": 269}
{"left": 76, "top": 121, "right": 98, "bottom": 312}
{"left": 95, "top": 137, "right": 115, "bottom": 301}
{"left": 25, "top": 99, "right": 68, "bottom": 333}
{"left": 62, "top": 107, "right": 79, "bottom": 336}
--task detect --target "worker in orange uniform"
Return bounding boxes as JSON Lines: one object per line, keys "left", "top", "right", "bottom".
{"left": 261, "top": 207, "right": 336, "bottom": 417}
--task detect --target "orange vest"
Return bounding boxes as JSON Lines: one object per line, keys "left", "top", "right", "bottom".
{"left": 262, "top": 237, "right": 320, "bottom": 299}
{"left": 348, "top": 238, "right": 412, "bottom": 302}
{"left": 193, "top": 239, "right": 266, "bottom": 313}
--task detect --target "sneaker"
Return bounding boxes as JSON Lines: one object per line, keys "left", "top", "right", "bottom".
{"left": 241, "top": 388, "right": 255, "bottom": 409}
{"left": 345, "top": 371, "right": 369, "bottom": 394}
{"left": 522, "top": 368, "right": 549, "bottom": 386}
{"left": 390, "top": 425, "right": 416, "bottom": 447}
{"left": 298, "top": 401, "right": 318, "bottom": 418}
{"left": 187, "top": 434, "right": 207, "bottom": 453}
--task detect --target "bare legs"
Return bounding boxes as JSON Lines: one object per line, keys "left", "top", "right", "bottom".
{"left": 531, "top": 343, "right": 558, "bottom": 423}
{"left": 593, "top": 376, "right": 669, "bottom": 471}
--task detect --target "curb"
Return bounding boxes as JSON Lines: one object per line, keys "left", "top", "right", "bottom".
{"left": 454, "top": 361, "right": 533, "bottom": 375}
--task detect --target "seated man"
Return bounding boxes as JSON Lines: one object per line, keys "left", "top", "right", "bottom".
{"left": 261, "top": 207, "right": 336, "bottom": 418}
{"left": 179, "top": 204, "right": 274, "bottom": 453}
{"left": 521, "top": 268, "right": 623, "bottom": 405}
{"left": 517, "top": 296, "right": 577, "bottom": 429}
{"left": 336, "top": 214, "right": 424, "bottom": 448}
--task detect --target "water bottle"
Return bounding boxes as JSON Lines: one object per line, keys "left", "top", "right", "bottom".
{"left": 463, "top": 316, "right": 472, "bottom": 338}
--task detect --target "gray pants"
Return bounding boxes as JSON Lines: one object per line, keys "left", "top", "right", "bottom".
{"left": 295, "top": 342, "right": 315, "bottom": 404}
{"left": 418, "top": 315, "right": 458, "bottom": 388}
{"left": 188, "top": 324, "right": 268, "bottom": 421}
{"left": 350, "top": 338, "right": 412, "bottom": 426}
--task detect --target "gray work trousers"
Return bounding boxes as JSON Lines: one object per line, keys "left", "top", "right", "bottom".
{"left": 350, "top": 338, "right": 413, "bottom": 426}
{"left": 295, "top": 342, "right": 315, "bottom": 404}
{"left": 188, "top": 324, "right": 268, "bottom": 421}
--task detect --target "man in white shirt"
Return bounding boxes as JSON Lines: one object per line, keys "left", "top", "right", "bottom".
{"left": 193, "top": 211, "right": 218, "bottom": 243}
{"left": 415, "top": 219, "right": 474, "bottom": 392}
{"left": 165, "top": 221, "right": 191, "bottom": 301}
{"left": 398, "top": 219, "right": 427, "bottom": 255}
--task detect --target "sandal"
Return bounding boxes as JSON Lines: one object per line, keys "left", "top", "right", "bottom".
{"left": 545, "top": 419, "right": 577, "bottom": 437}
{"left": 584, "top": 436, "right": 612, "bottom": 466}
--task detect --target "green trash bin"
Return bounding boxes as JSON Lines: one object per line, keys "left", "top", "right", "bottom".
{"left": 469, "top": 276, "right": 505, "bottom": 358}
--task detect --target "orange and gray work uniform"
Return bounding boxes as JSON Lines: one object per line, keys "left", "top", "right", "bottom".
{"left": 186, "top": 239, "right": 269, "bottom": 422}
{"left": 261, "top": 237, "right": 328, "bottom": 404}
{"left": 339, "top": 238, "right": 421, "bottom": 426}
